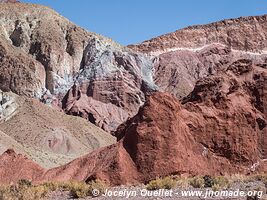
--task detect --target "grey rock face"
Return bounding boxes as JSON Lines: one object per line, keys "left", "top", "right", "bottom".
{"left": 63, "top": 37, "right": 158, "bottom": 132}
{"left": 0, "top": 90, "right": 18, "bottom": 122}
{"left": 0, "top": 3, "right": 158, "bottom": 132}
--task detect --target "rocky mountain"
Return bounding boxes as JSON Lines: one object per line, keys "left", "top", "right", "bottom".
{"left": 38, "top": 60, "right": 267, "bottom": 185}
{"left": 0, "top": 3, "right": 157, "bottom": 133}
{"left": 129, "top": 15, "right": 267, "bottom": 99}
{"left": 0, "top": 1, "right": 266, "bottom": 188}
{"left": 130, "top": 15, "right": 267, "bottom": 54}
{"left": 1, "top": 58, "right": 266, "bottom": 185}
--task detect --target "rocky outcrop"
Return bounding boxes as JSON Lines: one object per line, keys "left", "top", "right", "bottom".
{"left": 27, "top": 93, "right": 225, "bottom": 185}
{"left": 153, "top": 44, "right": 267, "bottom": 99}
{"left": 0, "top": 59, "right": 266, "bottom": 185}
{"left": 181, "top": 59, "right": 267, "bottom": 163}
{"left": 34, "top": 60, "right": 267, "bottom": 185}
{"left": 0, "top": 3, "right": 157, "bottom": 132}
{"left": 62, "top": 38, "right": 157, "bottom": 132}
{"left": 129, "top": 15, "right": 267, "bottom": 54}
{"left": 0, "top": 4, "right": 88, "bottom": 96}
{"left": 0, "top": 90, "right": 18, "bottom": 121}
{"left": 0, "top": 2, "right": 267, "bottom": 186}
{"left": 0, "top": 149, "right": 44, "bottom": 184}
{"left": 129, "top": 15, "right": 267, "bottom": 99}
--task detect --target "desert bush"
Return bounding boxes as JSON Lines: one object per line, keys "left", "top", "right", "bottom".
{"left": 213, "top": 176, "right": 230, "bottom": 189}
{"left": 66, "top": 180, "right": 107, "bottom": 198}
{"left": 189, "top": 177, "right": 205, "bottom": 188}
{"left": 0, "top": 179, "right": 107, "bottom": 200}
{"left": 212, "top": 184, "right": 221, "bottom": 191}
{"left": 90, "top": 179, "right": 107, "bottom": 194}
{"left": 0, "top": 184, "right": 48, "bottom": 200}
{"left": 203, "top": 175, "right": 214, "bottom": 187}
{"left": 146, "top": 176, "right": 177, "bottom": 190}
{"left": 0, "top": 186, "right": 13, "bottom": 200}
{"left": 21, "top": 185, "right": 49, "bottom": 200}
{"left": 227, "top": 174, "right": 247, "bottom": 184}
{"left": 18, "top": 179, "right": 32, "bottom": 187}
{"left": 175, "top": 177, "right": 190, "bottom": 188}
{"left": 68, "top": 181, "right": 92, "bottom": 198}
{"left": 41, "top": 181, "right": 60, "bottom": 191}
{"left": 251, "top": 174, "right": 267, "bottom": 186}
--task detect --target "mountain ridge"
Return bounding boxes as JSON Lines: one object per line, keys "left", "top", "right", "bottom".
{"left": 129, "top": 14, "right": 267, "bottom": 54}
{"left": 0, "top": 2, "right": 266, "bottom": 188}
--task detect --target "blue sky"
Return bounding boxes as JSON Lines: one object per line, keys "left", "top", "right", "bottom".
{"left": 24, "top": 0, "right": 267, "bottom": 45}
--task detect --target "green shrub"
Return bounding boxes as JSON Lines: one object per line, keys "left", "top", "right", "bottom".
{"left": 251, "top": 174, "right": 267, "bottom": 187}
{"left": 227, "top": 174, "right": 247, "bottom": 184}
{"left": 41, "top": 181, "right": 60, "bottom": 191}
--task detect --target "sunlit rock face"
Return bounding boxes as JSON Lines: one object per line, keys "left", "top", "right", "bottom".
{"left": 0, "top": 3, "right": 158, "bottom": 132}
{"left": 129, "top": 15, "right": 267, "bottom": 99}
{"left": 63, "top": 38, "right": 157, "bottom": 132}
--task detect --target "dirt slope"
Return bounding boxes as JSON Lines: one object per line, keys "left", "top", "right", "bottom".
{"left": 0, "top": 90, "right": 115, "bottom": 169}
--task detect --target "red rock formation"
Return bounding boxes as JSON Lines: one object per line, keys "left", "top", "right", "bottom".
{"left": 38, "top": 93, "right": 215, "bottom": 185}
{"left": 0, "top": 4, "right": 267, "bottom": 186}
{"left": 0, "top": 59, "right": 265, "bottom": 185}
{"left": 0, "top": 3, "right": 156, "bottom": 132}
{"left": 129, "top": 15, "right": 267, "bottom": 53}
{"left": 0, "top": 149, "right": 44, "bottom": 184}
{"left": 62, "top": 83, "right": 129, "bottom": 132}
{"left": 38, "top": 60, "right": 266, "bottom": 185}
{"left": 130, "top": 16, "right": 267, "bottom": 100}
{"left": 181, "top": 59, "right": 267, "bottom": 164}
{"left": 152, "top": 44, "right": 267, "bottom": 99}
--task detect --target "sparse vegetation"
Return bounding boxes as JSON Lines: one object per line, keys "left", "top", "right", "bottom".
{"left": 68, "top": 180, "right": 107, "bottom": 198}
{"left": 251, "top": 173, "right": 267, "bottom": 186}
{"left": 203, "top": 175, "right": 214, "bottom": 187}
{"left": 0, "top": 182, "right": 48, "bottom": 200}
{"left": 1, "top": 174, "right": 267, "bottom": 199}
{"left": 146, "top": 176, "right": 177, "bottom": 190}
{"left": 175, "top": 177, "right": 190, "bottom": 188}
{"left": 212, "top": 176, "right": 230, "bottom": 189}
{"left": 212, "top": 184, "right": 221, "bottom": 191}
{"left": 227, "top": 174, "right": 247, "bottom": 184}
{"left": 189, "top": 176, "right": 205, "bottom": 188}
{"left": 68, "top": 181, "right": 93, "bottom": 198}
{"left": 0, "top": 179, "right": 107, "bottom": 200}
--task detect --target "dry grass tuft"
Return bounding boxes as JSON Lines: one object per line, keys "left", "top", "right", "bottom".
{"left": 146, "top": 176, "right": 177, "bottom": 190}
{"left": 0, "top": 179, "right": 107, "bottom": 200}
{"left": 189, "top": 176, "right": 205, "bottom": 188}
